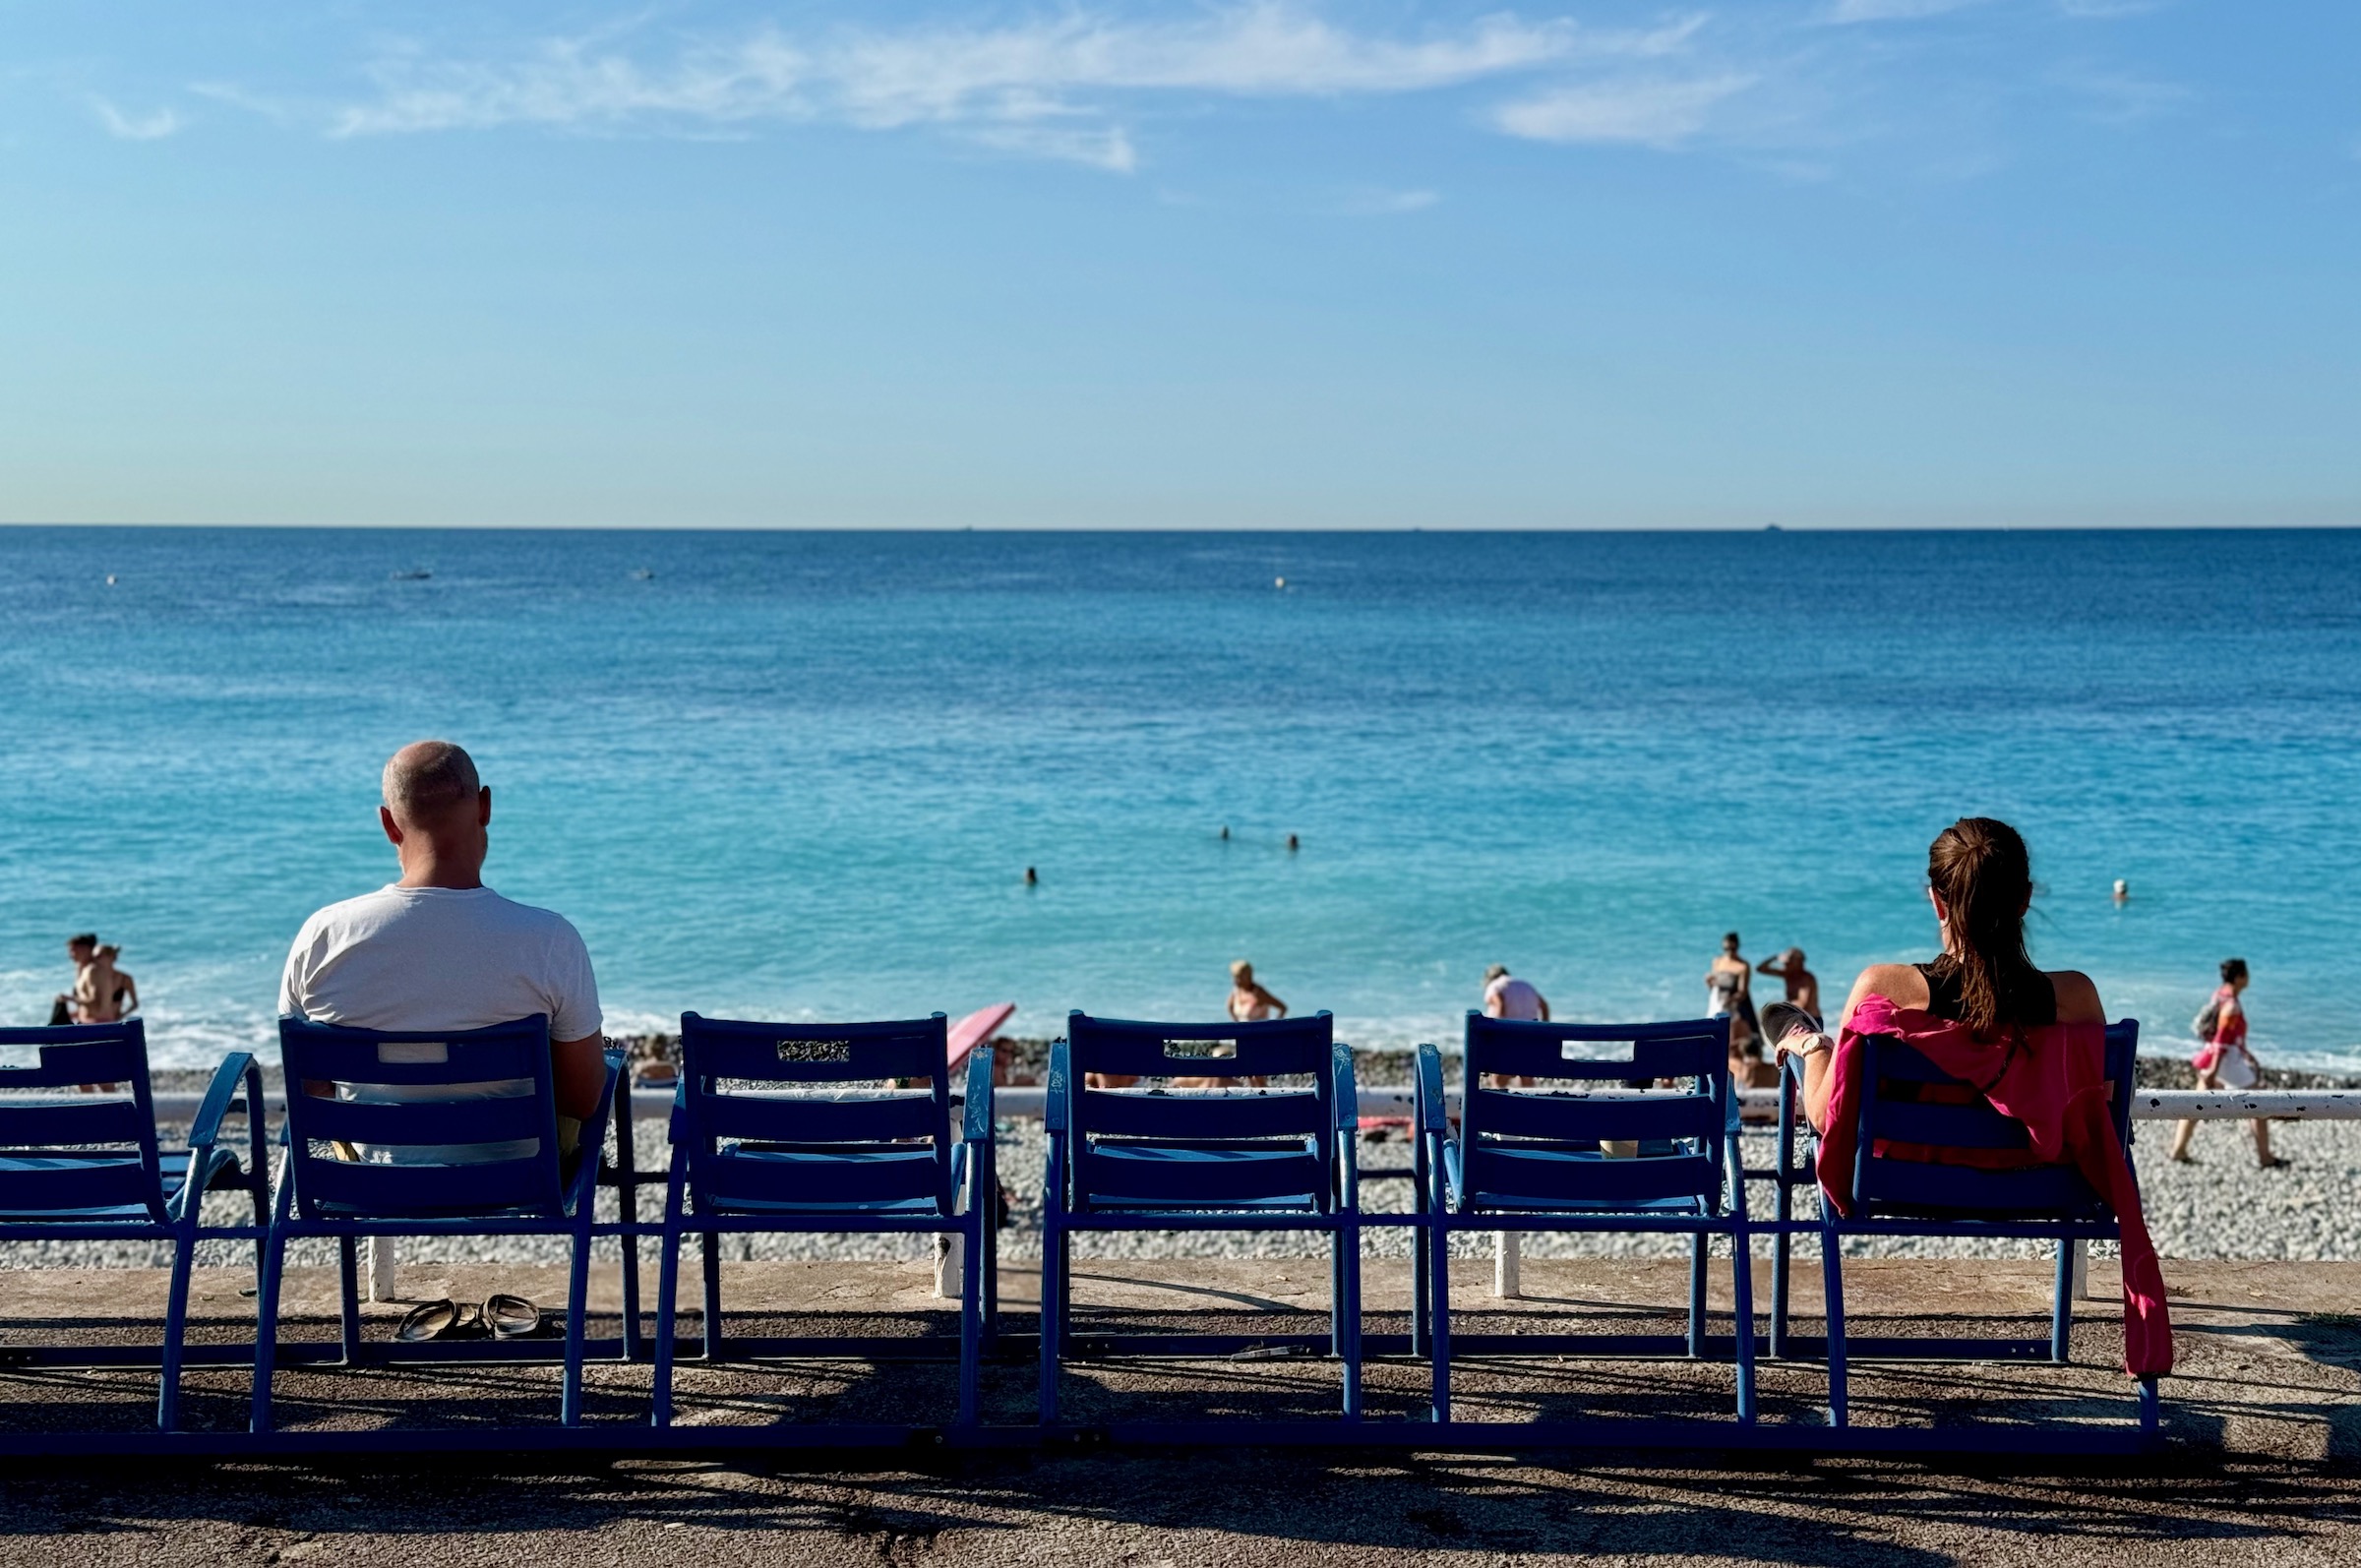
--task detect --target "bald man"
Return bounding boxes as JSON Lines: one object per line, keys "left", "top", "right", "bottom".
{"left": 278, "top": 741, "right": 607, "bottom": 1148}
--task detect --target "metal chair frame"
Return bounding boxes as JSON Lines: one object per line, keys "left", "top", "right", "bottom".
{"left": 1040, "top": 1010, "right": 1362, "bottom": 1425}
{"left": 250, "top": 1015, "right": 624, "bottom": 1432}
{"left": 0, "top": 1022, "right": 267, "bottom": 1430}
{"left": 1768, "top": 1020, "right": 2160, "bottom": 1434}
{"left": 651, "top": 1012, "right": 997, "bottom": 1430}
{"left": 1417, "top": 1014, "right": 1756, "bottom": 1426}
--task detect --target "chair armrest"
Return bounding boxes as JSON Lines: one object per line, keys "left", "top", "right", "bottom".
{"left": 572, "top": 1049, "right": 626, "bottom": 1207}
{"left": 1332, "top": 1042, "right": 1359, "bottom": 1133}
{"left": 1045, "top": 1039, "right": 1071, "bottom": 1135}
{"left": 1414, "top": 1044, "right": 1448, "bottom": 1136}
{"left": 1724, "top": 1127, "right": 1754, "bottom": 1222}
{"left": 962, "top": 1045, "right": 997, "bottom": 1144}
{"left": 187, "top": 1051, "right": 260, "bottom": 1154}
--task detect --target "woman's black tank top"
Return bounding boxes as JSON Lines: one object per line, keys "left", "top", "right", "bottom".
{"left": 1915, "top": 959, "right": 2056, "bottom": 1028}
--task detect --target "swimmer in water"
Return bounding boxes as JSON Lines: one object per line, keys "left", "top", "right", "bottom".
{"left": 2113, "top": 878, "right": 2129, "bottom": 905}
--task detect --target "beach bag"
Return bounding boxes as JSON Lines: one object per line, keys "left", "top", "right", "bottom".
{"left": 2191, "top": 997, "right": 2221, "bottom": 1043}
{"left": 2213, "top": 1044, "right": 2260, "bottom": 1091}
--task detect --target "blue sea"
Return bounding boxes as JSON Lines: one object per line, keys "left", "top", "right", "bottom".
{"left": 3, "top": 527, "right": 2357, "bottom": 1070}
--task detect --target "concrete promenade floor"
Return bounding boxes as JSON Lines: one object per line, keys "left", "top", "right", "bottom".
{"left": 0, "top": 1257, "right": 2355, "bottom": 1565}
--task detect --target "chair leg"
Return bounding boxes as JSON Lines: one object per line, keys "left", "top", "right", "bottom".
{"left": 1730, "top": 1229, "right": 1757, "bottom": 1425}
{"left": 1686, "top": 1234, "right": 1707, "bottom": 1358}
{"left": 561, "top": 1230, "right": 593, "bottom": 1426}
{"left": 619, "top": 1231, "right": 643, "bottom": 1364}
{"left": 156, "top": 1231, "right": 196, "bottom": 1432}
{"left": 701, "top": 1230, "right": 723, "bottom": 1361}
{"left": 983, "top": 1194, "right": 1001, "bottom": 1345}
{"left": 1820, "top": 1223, "right": 1848, "bottom": 1428}
{"left": 1429, "top": 1215, "right": 1451, "bottom": 1424}
{"left": 1038, "top": 1219, "right": 1062, "bottom": 1424}
{"left": 1411, "top": 1212, "right": 1431, "bottom": 1358}
{"left": 958, "top": 1213, "right": 985, "bottom": 1426}
{"left": 1338, "top": 1219, "right": 1362, "bottom": 1420}
{"left": 1771, "top": 1224, "right": 1790, "bottom": 1359}
{"left": 249, "top": 1231, "right": 289, "bottom": 1434}
{"left": 336, "top": 1236, "right": 362, "bottom": 1365}
{"left": 652, "top": 1228, "right": 682, "bottom": 1427}
{"left": 2139, "top": 1376, "right": 2160, "bottom": 1434}
{"left": 2050, "top": 1238, "right": 2074, "bottom": 1364}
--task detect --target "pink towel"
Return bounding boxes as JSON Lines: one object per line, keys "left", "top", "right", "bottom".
{"left": 1817, "top": 994, "right": 2172, "bottom": 1380}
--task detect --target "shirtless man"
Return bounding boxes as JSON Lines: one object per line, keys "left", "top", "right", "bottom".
{"left": 82, "top": 944, "right": 137, "bottom": 1022}
{"left": 1755, "top": 948, "right": 1819, "bottom": 1024}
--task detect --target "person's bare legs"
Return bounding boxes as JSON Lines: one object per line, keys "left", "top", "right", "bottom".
{"left": 2254, "top": 1117, "right": 2279, "bottom": 1167}
{"left": 2169, "top": 1066, "right": 2218, "bottom": 1161}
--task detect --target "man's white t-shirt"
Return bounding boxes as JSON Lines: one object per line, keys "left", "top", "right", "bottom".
{"left": 279, "top": 884, "right": 602, "bottom": 1041}
{"left": 279, "top": 884, "right": 602, "bottom": 1164}
{"left": 1485, "top": 975, "right": 1545, "bottom": 1021}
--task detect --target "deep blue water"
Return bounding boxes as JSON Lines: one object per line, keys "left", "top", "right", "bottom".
{"left": 3, "top": 526, "right": 2357, "bottom": 1069}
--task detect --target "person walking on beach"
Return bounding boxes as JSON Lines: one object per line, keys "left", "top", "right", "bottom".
{"left": 278, "top": 740, "right": 607, "bottom": 1157}
{"left": 2167, "top": 959, "right": 2282, "bottom": 1169}
{"left": 1756, "top": 947, "right": 1819, "bottom": 1024}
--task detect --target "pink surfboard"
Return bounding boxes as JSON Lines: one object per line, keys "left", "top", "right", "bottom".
{"left": 946, "top": 1002, "right": 1016, "bottom": 1072}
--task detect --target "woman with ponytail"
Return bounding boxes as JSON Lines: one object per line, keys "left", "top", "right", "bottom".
{"left": 1774, "top": 817, "right": 2103, "bottom": 1129}
{"left": 1764, "top": 817, "right": 2172, "bottom": 1381}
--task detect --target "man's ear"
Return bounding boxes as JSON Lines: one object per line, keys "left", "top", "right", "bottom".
{"left": 379, "top": 806, "right": 404, "bottom": 847}
{"left": 478, "top": 786, "right": 493, "bottom": 826}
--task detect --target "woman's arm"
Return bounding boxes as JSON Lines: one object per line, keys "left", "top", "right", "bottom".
{"left": 1259, "top": 986, "right": 1288, "bottom": 1019}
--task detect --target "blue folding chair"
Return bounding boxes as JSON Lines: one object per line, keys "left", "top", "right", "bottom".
{"left": 1416, "top": 1015, "right": 1755, "bottom": 1426}
{"left": 1041, "top": 1010, "right": 1361, "bottom": 1424}
{"left": 252, "top": 1015, "right": 623, "bottom": 1432}
{"left": 653, "top": 1013, "right": 997, "bottom": 1429}
{"left": 1773, "top": 1019, "right": 2156, "bottom": 1432}
{"left": 0, "top": 1023, "right": 267, "bottom": 1432}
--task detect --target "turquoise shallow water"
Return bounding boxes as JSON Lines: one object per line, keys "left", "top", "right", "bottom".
{"left": 2, "top": 526, "right": 2356, "bottom": 1069}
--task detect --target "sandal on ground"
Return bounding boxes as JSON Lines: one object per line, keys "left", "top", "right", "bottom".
{"left": 2258, "top": 1156, "right": 2292, "bottom": 1170}
{"left": 484, "top": 1293, "right": 543, "bottom": 1339}
{"left": 397, "top": 1298, "right": 465, "bottom": 1343}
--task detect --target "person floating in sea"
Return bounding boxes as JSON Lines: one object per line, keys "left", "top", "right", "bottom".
{"left": 1286, "top": 834, "right": 1300, "bottom": 853}
{"left": 2168, "top": 958, "right": 2283, "bottom": 1169}
{"left": 2113, "top": 878, "right": 2130, "bottom": 905}
{"left": 1755, "top": 947, "right": 1820, "bottom": 1026}
{"left": 1707, "top": 932, "right": 1762, "bottom": 1080}
{"left": 1024, "top": 866, "right": 1038, "bottom": 886}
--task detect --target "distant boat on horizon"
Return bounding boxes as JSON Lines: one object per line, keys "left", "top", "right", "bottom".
{"left": 391, "top": 569, "right": 432, "bottom": 580}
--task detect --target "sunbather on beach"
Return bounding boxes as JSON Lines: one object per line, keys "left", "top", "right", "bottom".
{"left": 277, "top": 740, "right": 607, "bottom": 1155}
{"left": 1481, "top": 964, "right": 1546, "bottom": 1087}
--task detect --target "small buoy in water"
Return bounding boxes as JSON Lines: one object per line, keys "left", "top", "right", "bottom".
{"left": 2112, "top": 877, "right": 2129, "bottom": 905}
{"left": 104, "top": 574, "right": 117, "bottom": 586}
{"left": 1024, "top": 867, "right": 1039, "bottom": 886}
{"left": 1274, "top": 575, "right": 1287, "bottom": 589}
{"left": 1286, "top": 833, "right": 1300, "bottom": 852}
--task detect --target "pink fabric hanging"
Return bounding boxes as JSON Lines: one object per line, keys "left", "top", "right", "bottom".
{"left": 1816, "top": 993, "right": 2173, "bottom": 1380}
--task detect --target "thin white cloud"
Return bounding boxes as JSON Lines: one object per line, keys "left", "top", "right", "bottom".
{"left": 315, "top": 4, "right": 1647, "bottom": 169}
{"left": 1819, "top": 0, "right": 1988, "bottom": 22}
{"left": 2055, "top": 67, "right": 2191, "bottom": 125}
{"left": 91, "top": 97, "right": 182, "bottom": 141}
{"left": 1330, "top": 186, "right": 1441, "bottom": 214}
{"left": 1492, "top": 74, "right": 1753, "bottom": 147}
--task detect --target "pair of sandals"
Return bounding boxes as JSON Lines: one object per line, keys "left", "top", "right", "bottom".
{"left": 396, "top": 1293, "right": 545, "bottom": 1344}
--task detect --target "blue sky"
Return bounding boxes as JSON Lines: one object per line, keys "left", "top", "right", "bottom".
{"left": 3, "top": 1, "right": 2355, "bottom": 528}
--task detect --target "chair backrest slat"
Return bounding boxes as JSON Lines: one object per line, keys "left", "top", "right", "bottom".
{"left": 0, "top": 1024, "right": 164, "bottom": 1223}
{"left": 1463, "top": 1147, "right": 1723, "bottom": 1206}
{"left": 278, "top": 1015, "right": 565, "bottom": 1221}
{"left": 678, "top": 1013, "right": 953, "bottom": 1216}
{"left": 1467, "top": 1087, "right": 1720, "bottom": 1145}
{"left": 1081, "top": 1088, "right": 1323, "bottom": 1140}
{"left": 1067, "top": 1014, "right": 1330, "bottom": 1082}
{"left": 0, "top": 1157, "right": 157, "bottom": 1216}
